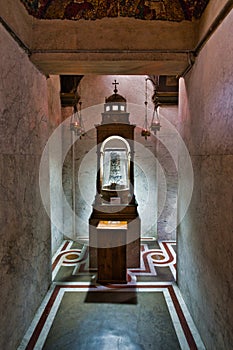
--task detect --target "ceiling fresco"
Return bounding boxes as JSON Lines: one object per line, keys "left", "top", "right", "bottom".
{"left": 20, "top": 0, "right": 209, "bottom": 21}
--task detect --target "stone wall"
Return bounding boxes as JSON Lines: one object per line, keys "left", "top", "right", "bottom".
{"left": 0, "top": 24, "right": 54, "bottom": 349}
{"left": 47, "top": 75, "right": 64, "bottom": 255}
{"left": 157, "top": 106, "right": 178, "bottom": 241}
{"left": 177, "top": 9, "right": 233, "bottom": 350}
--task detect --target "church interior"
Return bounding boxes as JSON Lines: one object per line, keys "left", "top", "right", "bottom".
{"left": 0, "top": 1, "right": 232, "bottom": 349}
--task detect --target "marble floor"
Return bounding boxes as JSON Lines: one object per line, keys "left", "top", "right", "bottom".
{"left": 18, "top": 239, "right": 206, "bottom": 350}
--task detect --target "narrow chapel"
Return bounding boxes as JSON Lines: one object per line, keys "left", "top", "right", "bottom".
{"left": 0, "top": 1, "right": 233, "bottom": 349}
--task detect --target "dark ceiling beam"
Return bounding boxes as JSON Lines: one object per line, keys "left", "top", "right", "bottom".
{"left": 1, "top": 1, "right": 232, "bottom": 79}
{"left": 148, "top": 75, "right": 178, "bottom": 105}
{"left": 60, "top": 75, "right": 83, "bottom": 107}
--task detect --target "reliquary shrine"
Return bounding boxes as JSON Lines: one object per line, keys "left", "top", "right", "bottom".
{"left": 89, "top": 81, "right": 141, "bottom": 283}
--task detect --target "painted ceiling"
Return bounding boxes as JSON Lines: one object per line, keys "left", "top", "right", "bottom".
{"left": 20, "top": 0, "right": 209, "bottom": 21}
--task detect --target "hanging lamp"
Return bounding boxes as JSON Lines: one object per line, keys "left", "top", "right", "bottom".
{"left": 150, "top": 76, "right": 161, "bottom": 134}
{"left": 141, "top": 78, "right": 151, "bottom": 139}
{"left": 141, "top": 77, "right": 161, "bottom": 139}
{"left": 150, "top": 105, "right": 161, "bottom": 133}
{"left": 70, "top": 100, "right": 85, "bottom": 138}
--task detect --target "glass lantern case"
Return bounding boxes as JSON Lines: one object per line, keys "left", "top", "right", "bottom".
{"left": 102, "top": 149, "right": 128, "bottom": 189}
{"left": 100, "top": 136, "right": 131, "bottom": 203}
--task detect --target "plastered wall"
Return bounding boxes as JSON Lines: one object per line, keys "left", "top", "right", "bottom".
{"left": 177, "top": 9, "right": 233, "bottom": 350}
{"left": 47, "top": 75, "right": 64, "bottom": 255}
{"left": 0, "top": 25, "right": 61, "bottom": 349}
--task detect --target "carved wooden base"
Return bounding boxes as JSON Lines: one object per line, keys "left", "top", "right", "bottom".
{"left": 97, "top": 226, "right": 127, "bottom": 284}
{"left": 89, "top": 209, "right": 140, "bottom": 273}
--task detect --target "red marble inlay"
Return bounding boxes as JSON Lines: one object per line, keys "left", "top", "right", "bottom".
{"left": 52, "top": 241, "right": 70, "bottom": 270}
{"left": 52, "top": 249, "right": 84, "bottom": 270}
{"left": 25, "top": 286, "right": 60, "bottom": 350}
{"left": 129, "top": 250, "right": 152, "bottom": 273}
{"left": 168, "top": 285, "right": 198, "bottom": 350}
{"left": 61, "top": 241, "right": 70, "bottom": 251}
{"left": 160, "top": 242, "right": 175, "bottom": 263}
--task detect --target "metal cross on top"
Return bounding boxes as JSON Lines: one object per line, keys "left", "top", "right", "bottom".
{"left": 112, "top": 79, "right": 119, "bottom": 94}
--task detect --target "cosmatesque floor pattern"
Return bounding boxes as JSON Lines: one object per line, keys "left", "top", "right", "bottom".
{"left": 18, "top": 239, "right": 206, "bottom": 350}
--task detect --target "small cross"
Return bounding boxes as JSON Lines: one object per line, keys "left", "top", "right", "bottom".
{"left": 112, "top": 79, "right": 119, "bottom": 94}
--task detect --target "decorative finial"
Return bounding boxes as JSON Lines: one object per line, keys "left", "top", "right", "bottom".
{"left": 112, "top": 79, "right": 119, "bottom": 94}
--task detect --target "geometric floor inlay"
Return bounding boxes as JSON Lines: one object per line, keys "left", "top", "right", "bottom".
{"left": 18, "top": 240, "right": 206, "bottom": 350}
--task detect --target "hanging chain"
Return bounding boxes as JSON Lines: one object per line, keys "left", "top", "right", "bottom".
{"left": 141, "top": 78, "right": 151, "bottom": 139}
{"left": 145, "top": 78, "right": 148, "bottom": 130}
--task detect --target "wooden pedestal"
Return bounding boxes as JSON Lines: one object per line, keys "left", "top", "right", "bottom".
{"left": 89, "top": 204, "right": 141, "bottom": 270}
{"left": 97, "top": 222, "right": 127, "bottom": 284}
